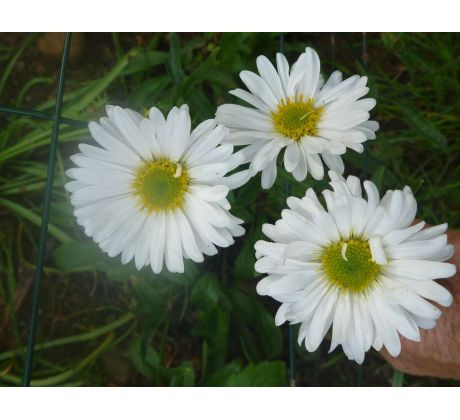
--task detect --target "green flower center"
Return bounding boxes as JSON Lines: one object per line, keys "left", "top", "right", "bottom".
{"left": 321, "top": 238, "right": 380, "bottom": 294}
{"left": 271, "top": 96, "right": 323, "bottom": 141}
{"left": 132, "top": 158, "right": 189, "bottom": 213}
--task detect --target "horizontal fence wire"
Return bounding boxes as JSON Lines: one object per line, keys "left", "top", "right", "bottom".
{"left": 18, "top": 32, "right": 73, "bottom": 386}
{"left": 0, "top": 105, "right": 87, "bottom": 128}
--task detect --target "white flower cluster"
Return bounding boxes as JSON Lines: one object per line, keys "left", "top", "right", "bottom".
{"left": 66, "top": 47, "right": 456, "bottom": 363}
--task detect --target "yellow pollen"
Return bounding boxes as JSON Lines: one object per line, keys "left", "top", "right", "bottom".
{"left": 271, "top": 96, "right": 323, "bottom": 141}
{"left": 321, "top": 238, "right": 380, "bottom": 294}
{"left": 132, "top": 158, "right": 189, "bottom": 213}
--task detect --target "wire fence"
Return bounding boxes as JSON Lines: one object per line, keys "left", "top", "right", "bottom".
{"left": 0, "top": 32, "right": 374, "bottom": 387}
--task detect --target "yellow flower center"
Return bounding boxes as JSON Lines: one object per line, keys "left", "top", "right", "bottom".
{"left": 132, "top": 158, "right": 189, "bottom": 213}
{"left": 321, "top": 238, "right": 380, "bottom": 294}
{"left": 271, "top": 96, "right": 323, "bottom": 141}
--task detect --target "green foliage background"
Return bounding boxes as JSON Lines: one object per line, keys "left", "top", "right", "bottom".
{"left": 0, "top": 33, "right": 459, "bottom": 386}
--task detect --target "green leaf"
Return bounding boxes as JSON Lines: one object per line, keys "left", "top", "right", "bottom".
{"left": 186, "top": 89, "right": 215, "bottom": 120}
{"left": 181, "top": 49, "right": 218, "bottom": 98}
{"left": 128, "top": 337, "right": 160, "bottom": 380}
{"left": 371, "top": 166, "right": 386, "bottom": 190}
{"left": 53, "top": 240, "right": 132, "bottom": 274}
{"left": 169, "top": 361, "right": 195, "bottom": 386}
{"left": 129, "top": 75, "right": 171, "bottom": 109}
{"left": 234, "top": 237, "right": 256, "bottom": 280}
{"left": 121, "top": 51, "right": 168, "bottom": 76}
{"left": 167, "top": 33, "right": 185, "bottom": 86}
{"left": 224, "top": 361, "right": 287, "bottom": 386}
{"left": 228, "top": 290, "right": 283, "bottom": 360}
{"left": 63, "top": 49, "right": 139, "bottom": 116}
{"left": 206, "top": 360, "right": 243, "bottom": 386}
{"left": 53, "top": 241, "right": 97, "bottom": 271}
{"left": 192, "top": 305, "right": 230, "bottom": 374}
{"left": 130, "top": 275, "right": 167, "bottom": 314}
{"left": 399, "top": 103, "right": 448, "bottom": 153}
{"left": 161, "top": 259, "right": 200, "bottom": 286}
{"left": 253, "top": 301, "right": 283, "bottom": 359}
{"left": 392, "top": 369, "right": 405, "bottom": 387}
{"left": 238, "top": 325, "right": 261, "bottom": 363}
{"left": 140, "top": 312, "right": 164, "bottom": 363}
{"left": 191, "top": 272, "right": 220, "bottom": 313}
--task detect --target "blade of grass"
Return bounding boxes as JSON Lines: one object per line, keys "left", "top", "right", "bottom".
{"left": 0, "top": 33, "right": 38, "bottom": 98}
{"left": 0, "top": 198, "right": 72, "bottom": 243}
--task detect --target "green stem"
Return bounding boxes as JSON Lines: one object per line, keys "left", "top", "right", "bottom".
{"left": 0, "top": 312, "right": 134, "bottom": 362}
{"left": 156, "top": 309, "right": 171, "bottom": 385}
{"left": 392, "top": 369, "right": 405, "bottom": 387}
{"left": 0, "top": 239, "right": 23, "bottom": 351}
{"left": 0, "top": 332, "right": 114, "bottom": 386}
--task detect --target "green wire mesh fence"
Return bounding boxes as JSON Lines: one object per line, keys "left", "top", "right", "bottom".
{"left": 0, "top": 32, "right": 373, "bottom": 387}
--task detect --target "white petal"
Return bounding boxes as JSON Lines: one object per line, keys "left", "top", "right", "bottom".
{"left": 284, "top": 142, "right": 300, "bottom": 172}
{"left": 166, "top": 106, "right": 192, "bottom": 161}
{"left": 322, "top": 152, "right": 344, "bottom": 174}
{"left": 305, "top": 153, "right": 324, "bottom": 180}
{"left": 300, "top": 47, "right": 321, "bottom": 98}
{"left": 88, "top": 121, "right": 141, "bottom": 164}
{"left": 240, "top": 70, "right": 278, "bottom": 109}
{"left": 165, "top": 211, "right": 184, "bottom": 273}
{"left": 276, "top": 53, "right": 290, "bottom": 96}
{"left": 220, "top": 169, "right": 251, "bottom": 190}
{"left": 387, "top": 260, "right": 456, "bottom": 280}
{"left": 150, "top": 212, "right": 166, "bottom": 273}
{"left": 229, "top": 88, "right": 271, "bottom": 113}
{"left": 369, "top": 236, "right": 387, "bottom": 265}
{"left": 261, "top": 159, "right": 277, "bottom": 189}
{"left": 175, "top": 209, "right": 203, "bottom": 263}
{"left": 256, "top": 55, "right": 285, "bottom": 102}
{"left": 307, "top": 290, "right": 337, "bottom": 351}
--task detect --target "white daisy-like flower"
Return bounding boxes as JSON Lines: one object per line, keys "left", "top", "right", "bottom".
{"left": 255, "top": 171, "right": 456, "bottom": 363}
{"left": 216, "top": 47, "right": 379, "bottom": 189}
{"left": 65, "top": 104, "right": 250, "bottom": 274}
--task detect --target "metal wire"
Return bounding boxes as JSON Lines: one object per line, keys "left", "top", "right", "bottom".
{"left": 362, "top": 32, "right": 369, "bottom": 180}
{"left": 0, "top": 105, "right": 86, "bottom": 128}
{"left": 356, "top": 32, "right": 368, "bottom": 387}
{"left": 278, "top": 32, "right": 296, "bottom": 387}
{"left": 21, "top": 32, "right": 73, "bottom": 386}
{"left": 286, "top": 180, "right": 296, "bottom": 387}
{"left": 329, "top": 33, "right": 336, "bottom": 73}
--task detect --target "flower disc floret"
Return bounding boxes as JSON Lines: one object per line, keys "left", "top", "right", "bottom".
{"left": 272, "top": 96, "right": 323, "bottom": 141}
{"left": 321, "top": 238, "right": 380, "bottom": 293}
{"left": 132, "top": 159, "right": 188, "bottom": 213}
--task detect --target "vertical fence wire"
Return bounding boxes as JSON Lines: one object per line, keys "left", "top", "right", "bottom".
{"left": 362, "top": 32, "right": 369, "bottom": 180}
{"left": 21, "top": 33, "right": 73, "bottom": 386}
{"left": 329, "top": 33, "right": 336, "bottom": 73}
{"left": 279, "top": 32, "right": 297, "bottom": 387}
{"left": 356, "top": 32, "right": 368, "bottom": 388}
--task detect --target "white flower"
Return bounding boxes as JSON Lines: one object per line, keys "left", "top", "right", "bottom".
{"left": 216, "top": 47, "right": 379, "bottom": 189}
{"left": 255, "top": 171, "right": 456, "bottom": 363}
{"left": 65, "top": 104, "right": 249, "bottom": 274}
